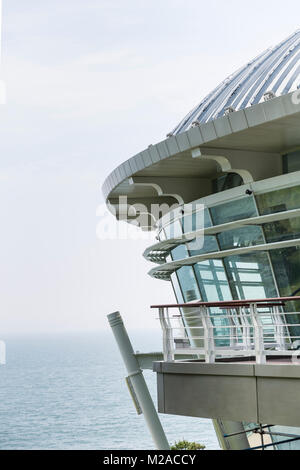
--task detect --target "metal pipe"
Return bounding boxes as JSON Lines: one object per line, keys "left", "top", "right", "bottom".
{"left": 107, "top": 311, "right": 170, "bottom": 450}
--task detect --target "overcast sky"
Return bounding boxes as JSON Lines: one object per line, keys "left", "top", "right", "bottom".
{"left": 1, "top": 0, "right": 300, "bottom": 334}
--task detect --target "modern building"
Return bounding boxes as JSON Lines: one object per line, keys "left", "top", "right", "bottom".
{"left": 103, "top": 30, "right": 300, "bottom": 450}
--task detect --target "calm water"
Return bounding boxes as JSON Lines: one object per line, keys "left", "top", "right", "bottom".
{"left": 0, "top": 331, "right": 219, "bottom": 450}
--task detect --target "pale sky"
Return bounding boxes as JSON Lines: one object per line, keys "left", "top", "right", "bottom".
{"left": 1, "top": 0, "right": 300, "bottom": 334}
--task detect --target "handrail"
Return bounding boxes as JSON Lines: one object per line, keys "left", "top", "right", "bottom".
{"left": 151, "top": 295, "right": 300, "bottom": 309}
{"left": 153, "top": 297, "right": 300, "bottom": 364}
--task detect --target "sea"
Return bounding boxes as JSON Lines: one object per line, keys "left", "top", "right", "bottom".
{"left": 0, "top": 331, "right": 220, "bottom": 450}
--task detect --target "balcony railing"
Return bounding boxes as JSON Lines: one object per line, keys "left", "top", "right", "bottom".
{"left": 151, "top": 296, "right": 300, "bottom": 364}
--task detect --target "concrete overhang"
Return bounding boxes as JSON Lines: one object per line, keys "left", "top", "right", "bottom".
{"left": 154, "top": 359, "right": 300, "bottom": 427}
{"left": 102, "top": 92, "right": 300, "bottom": 229}
{"left": 103, "top": 91, "right": 300, "bottom": 203}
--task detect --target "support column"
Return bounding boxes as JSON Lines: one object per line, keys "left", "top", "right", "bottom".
{"left": 107, "top": 311, "right": 170, "bottom": 450}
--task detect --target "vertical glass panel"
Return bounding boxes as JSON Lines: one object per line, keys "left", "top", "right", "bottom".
{"left": 223, "top": 252, "right": 277, "bottom": 300}
{"left": 194, "top": 260, "right": 233, "bottom": 346}
{"left": 194, "top": 260, "right": 232, "bottom": 302}
{"left": 182, "top": 207, "right": 211, "bottom": 233}
{"left": 170, "top": 272, "right": 184, "bottom": 303}
{"left": 256, "top": 185, "right": 300, "bottom": 215}
{"left": 269, "top": 247, "right": 300, "bottom": 339}
{"left": 212, "top": 173, "right": 243, "bottom": 193}
{"left": 263, "top": 217, "right": 300, "bottom": 243}
{"left": 176, "top": 266, "right": 200, "bottom": 302}
{"left": 217, "top": 226, "right": 264, "bottom": 250}
{"left": 282, "top": 151, "right": 300, "bottom": 174}
{"left": 210, "top": 196, "right": 257, "bottom": 225}
{"left": 171, "top": 244, "right": 189, "bottom": 261}
{"left": 163, "top": 219, "right": 183, "bottom": 239}
{"left": 158, "top": 229, "right": 166, "bottom": 241}
{"left": 188, "top": 235, "right": 219, "bottom": 257}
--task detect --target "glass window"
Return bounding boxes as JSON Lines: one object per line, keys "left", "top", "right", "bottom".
{"left": 158, "top": 229, "right": 166, "bottom": 241}
{"left": 212, "top": 173, "right": 243, "bottom": 193}
{"left": 263, "top": 217, "right": 300, "bottom": 244}
{"left": 170, "top": 272, "right": 184, "bottom": 303}
{"left": 163, "top": 219, "right": 183, "bottom": 239}
{"left": 223, "top": 252, "right": 277, "bottom": 300}
{"left": 283, "top": 151, "right": 300, "bottom": 174}
{"left": 210, "top": 196, "right": 257, "bottom": 225}
{"left": 182, "top": 207, "right": 211, "bottom": 233}
{"left": 194, "top": 260, "right": 232, "bottom": 345}
{"left": 176, "top": 266, "right": 200, "bottom": 302}
{"left": 217, "top": 226, "right": 264, "bottom": 250}
{"left": 171, "top": 244, "right": 189, "bottom": 261}
{"left": 256, "top": 185, "right": 300, "bottom": 215}
{"left": 269, "top": 247, "right": 300, "bottom": 339}
{"left": 188, "top": 235, "right": 219, "bottom": 257}
{"left": 194, "top": 260, "right": 232, "bottom": 302}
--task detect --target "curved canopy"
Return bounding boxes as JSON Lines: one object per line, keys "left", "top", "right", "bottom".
{"left": 172, "top": 29, "right": 300, "bottom": 135}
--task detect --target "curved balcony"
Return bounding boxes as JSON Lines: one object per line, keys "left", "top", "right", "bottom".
{"left": 148, "top": 237, "right": 300, "bottom": 280}
{"left": 151, "top": 297, "right": 300, "bottom": 364}
{"left": 144, "top": 207, "right": 300, "bottom": 265}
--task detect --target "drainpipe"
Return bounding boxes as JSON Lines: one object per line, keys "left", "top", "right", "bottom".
{"left": 107, "top": 311, "right": 170, "bottom": 450}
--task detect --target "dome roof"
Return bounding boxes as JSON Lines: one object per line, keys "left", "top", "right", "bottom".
{"left": 172, "top": 29, "right": 300, "bottom": 135}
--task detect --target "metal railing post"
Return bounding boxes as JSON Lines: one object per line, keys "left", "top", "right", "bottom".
{"left": 165, "top": 308, "right": 174, "bottom": 362}
{"left": 201, "top": 306, "right": 215, "bottom": 363}
{"left": 159, "top": 307, "right": 174, "bottom": 362}
{"left": 273, "top": 305, "right": 286, "bottom": 350}
{"left": 250, "top": 303, "right": 266, "bottom": 364}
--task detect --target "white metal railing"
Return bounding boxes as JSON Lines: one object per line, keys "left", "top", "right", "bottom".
{"left": 151, "top": 297, "right": 300, "bottom": 364}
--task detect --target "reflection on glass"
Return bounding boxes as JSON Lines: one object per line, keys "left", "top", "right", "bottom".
{"left": 194, "top": 260, "right": 232, "bottom": 302}
{"left": 223, "top": 253, "right": 277, "bottom": 300}
{"left": 171, "top": 244, "right": 189, "bottom": 261}
{"left": 163, "top": 219, "right": 183, "bottom": 239}
{"left": 263, "top": 217, "right": 300, "bottom": 243}
{"left": 256, "top": 185, "right": 300, "bottom": 215}
{"left": 210, "top": 196, "right": 257, "bottom": 225}
{"left": 217, "top": 226, "right": 264, "bottom": 250}
{"left": 170, "top": 272, "right": 184, "bottom": 303}
{"left": 189, "top": 235, "right": 219, "bottom": 257}
{"left": 182, "top": 207, "right": 211, "bottom": 233}
{"left": 270, "top": 247, "right": 300, "bottom": 339}
{"left": 212, "top": 173, "right": 243, "bottom": 193}
{"left": 176, "top": 266, "right": 200, "bottom": 302}
{"left": 158, "top": 229, "right": 166, "bottom": 241}
{"left": 194, "top": 260, "right": 232, "bottom": 345}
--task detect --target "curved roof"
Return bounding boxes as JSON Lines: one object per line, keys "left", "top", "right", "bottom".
{"left": 172, "top": 29, "right": 300, "bottom": 135}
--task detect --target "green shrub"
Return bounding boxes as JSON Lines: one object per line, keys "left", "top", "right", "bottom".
{"left": 171, "top": 439, "right": 205, "bottom": 450}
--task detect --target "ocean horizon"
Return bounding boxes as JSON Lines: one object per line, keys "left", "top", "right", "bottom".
{"left": 0, "top": 330, "right": 219, "bottom": 450}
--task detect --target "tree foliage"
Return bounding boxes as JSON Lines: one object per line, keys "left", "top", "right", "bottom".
{"left": 171, "top": 439, "right": 205, "bottom": 450}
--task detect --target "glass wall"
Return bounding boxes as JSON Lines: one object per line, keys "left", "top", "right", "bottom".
{"left": 176, "top": 266, "right": 200, "bottom": 302}
{"left": 158, "top": 185, "right": 300, "bottom": 343}
{"left": 256, "top": 184, "right": 300, "bottom": 215}
{"left": 158, "top": 181, "right": 300, "bottom": 450}
{"left": 282, "top": 150, "right": 300, "bottom": 174}
{"left": 210, "top": 196, "right": 257, "bottom": 225}
{"left": 212, "top": 173, "right": 243, "bottom": 193}
{"left": 223, "top": 253, "right": 277, "bottom": 300}
{"left": 194, "top": 260, "right": 232, "bottom": 302}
